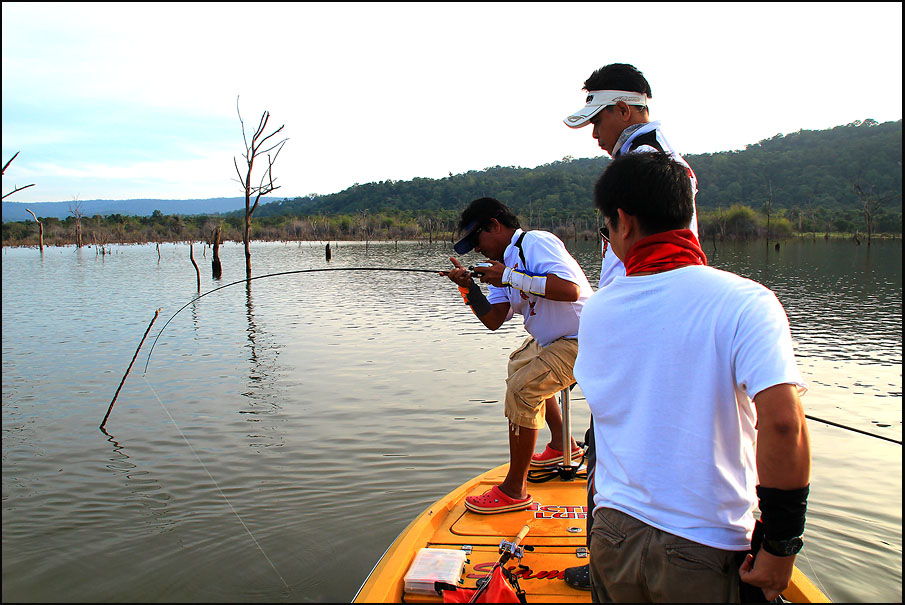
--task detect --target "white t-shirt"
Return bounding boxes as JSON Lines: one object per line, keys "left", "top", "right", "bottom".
{"left": 487, "top": 229, "right": 593, "bottom": 347}
{"left": 599, "top": 121, "right": 699, "bottom": 289}
{"left": 573, "top": 265, "right": 806, "bottom": 550}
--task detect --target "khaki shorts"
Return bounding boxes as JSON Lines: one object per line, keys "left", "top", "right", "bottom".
{"left": 505, "top": 337, "right": 577, "bottom": 430}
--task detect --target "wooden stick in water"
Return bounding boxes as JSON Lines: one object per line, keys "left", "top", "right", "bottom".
{"left": 189, "top": 241, "right": 201, "bottom": 291}
{"left": 100, "top": 308, "right": 161, "bottom": 431}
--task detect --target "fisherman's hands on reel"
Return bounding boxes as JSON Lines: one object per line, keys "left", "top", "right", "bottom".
{"left": 470, "top": 260, "right": 506, "bottom": 287}
{"left": 439, "top": 257, "right": 473, "bottom": 287}
{"left": 441, "top": 257, "right": 510, "bottom": 328}
{"left": 439, "top": 257, "right": 505, "bottom": 287}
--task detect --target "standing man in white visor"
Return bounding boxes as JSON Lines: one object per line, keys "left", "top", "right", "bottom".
{"left": 564, "top": 63, "right": 699, "bottom": 290}
{"left": 559, "top": 63, "right": 701, "bottom": 592}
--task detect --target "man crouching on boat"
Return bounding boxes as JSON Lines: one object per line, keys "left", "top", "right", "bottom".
{"left": 574, "top": 152, "right": 811, "bottom": 602}
{"left": 442, "top": 196, "right": 593, "bottom": 514}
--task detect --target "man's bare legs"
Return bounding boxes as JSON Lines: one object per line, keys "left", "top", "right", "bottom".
{"left": 543, "top": 395, "right": 579, "bottom": 453}
{"left": 498, "top": 394, "right": 579, "bottom": 500}
{"left": 498, "top": 422, "right": 538, "bottom": 500}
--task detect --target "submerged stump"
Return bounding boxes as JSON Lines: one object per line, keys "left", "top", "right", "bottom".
{"left": 212, "top": 225, "right": 222, "bottom": 280}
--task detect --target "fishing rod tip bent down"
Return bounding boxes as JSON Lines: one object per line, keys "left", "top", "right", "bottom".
{"left": 102, "top": 266, "right": 445, "bottom": 428}
{"left": 140, "top": 266, "right": 445, "bottom": 374}
{"left": 104, "top": 266, "right": 904, "bottom": 450}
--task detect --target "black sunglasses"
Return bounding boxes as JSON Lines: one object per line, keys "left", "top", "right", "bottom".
{"left": 469, "top": 226, "right": 483, "bottom": 246}
{"left": 598, "top": 225, "right": 610, "bottom": 242}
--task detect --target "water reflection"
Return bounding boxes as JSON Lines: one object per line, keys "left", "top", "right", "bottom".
{"left": 0, "top": 239, "right": 900, "bottom": 603}
{"left": 190, "top": 297, "right": 200, "bottom": 335}
{"left": 102, "top": 429, "right": 175, "bottom": 533}
{"left": 246, "top": 278, "right": 259, "bottom": 365}
{"left": 241, "top": 279, "right": 285, "bottom": 450}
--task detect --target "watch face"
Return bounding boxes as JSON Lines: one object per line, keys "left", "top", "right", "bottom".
{"left": 765, "top": 536, "right": 803, "bottom": 556}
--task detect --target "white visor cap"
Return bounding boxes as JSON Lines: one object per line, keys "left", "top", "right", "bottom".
{"left": 563, "top": 90, "right": 648, "bottom": 128}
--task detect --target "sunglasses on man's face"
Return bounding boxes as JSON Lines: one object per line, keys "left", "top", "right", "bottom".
{"left": 470, "top": 226, "right": 483, "bottom": 247}
{"left": 598, "top": 225, "right": 609, "bottom": 242}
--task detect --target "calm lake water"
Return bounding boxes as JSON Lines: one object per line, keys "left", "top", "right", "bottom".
{"left": 2, "top": 238, "right": 901, "bottom": 603}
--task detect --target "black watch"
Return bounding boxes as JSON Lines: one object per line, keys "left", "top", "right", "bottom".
{"left": 762, "top": 536, "right": 803, "bottom": 557}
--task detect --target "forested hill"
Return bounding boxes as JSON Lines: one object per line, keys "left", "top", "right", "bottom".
{"left": 256, "top": 119, "right": 901, "bottom": 219}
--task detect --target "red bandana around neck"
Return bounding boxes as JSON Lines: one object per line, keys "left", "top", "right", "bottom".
{"left": 623, "top": 229, "right": 708, "bottom": 276}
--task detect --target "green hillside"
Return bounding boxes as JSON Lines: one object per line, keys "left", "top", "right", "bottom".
{"left": 3, "top": 119, "right": 901, "bottom": 247}
{"left": 257, "top": 119, "right": 901, "bottom": 219}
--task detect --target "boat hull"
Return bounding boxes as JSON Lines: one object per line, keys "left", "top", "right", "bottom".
{"left": 353, "top": 463, "right": 828, "bottom": 603}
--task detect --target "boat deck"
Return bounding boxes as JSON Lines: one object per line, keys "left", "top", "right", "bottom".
{"left": 354, "top": 462, "right": 828, "bottom": 603}
{"left": 356, "top": 463, "right": 596, "bottom": 602}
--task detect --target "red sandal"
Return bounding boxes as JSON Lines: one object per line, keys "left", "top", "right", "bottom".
{"left": 464, "top": 485, "right": 533, "bottom": 514}
{"left": 530, "top": 444, "right": 583, "bottom": 467}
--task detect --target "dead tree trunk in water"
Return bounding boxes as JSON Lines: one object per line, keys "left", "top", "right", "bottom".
{"left": 189, "top": 241, "right": 201, "bottom": 292}
{"left": 70, "top": 198, "right": 84, "bottom": 248}
{"left": 211, "top": 224, "right": 222, "bottom": 279}
{"left": 854, "top": 175, "right": 896, "bottom": 247}
{"left": 234, "top": 97, "right": 287, "bottom": 280}
{"left": 100, "top": 308, "right": 161, "bottom": 432}
{"left": 92, "top": 232, "right": 108, "bottom": 256}
{"left": 26, "top": 208, "right": 44, "bottom": 252}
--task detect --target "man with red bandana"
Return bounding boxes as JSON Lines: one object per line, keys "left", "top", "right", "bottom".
{"left": 574, "top": 152, "right": 811, "bottom": 602}
{"left": 561, "top": 63, "right": 700, "bottom": 591}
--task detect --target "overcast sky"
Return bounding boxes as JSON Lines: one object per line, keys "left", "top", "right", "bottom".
{"left": 2, "top": 2, "right": 902, "bottom": 204}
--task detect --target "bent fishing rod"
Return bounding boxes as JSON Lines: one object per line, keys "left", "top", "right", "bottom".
{"left": 136, "top": 265, "right": 901, "bottom": 446}
{"left": 142, "top": 266, "right": 443, "bottom": 373}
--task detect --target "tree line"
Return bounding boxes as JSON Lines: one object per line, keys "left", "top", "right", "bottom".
{"left": 3, "top": 201, "right": 899, "bottom": 250}
{"left": 3, "top": 119, "right": 901, "bottom": 249}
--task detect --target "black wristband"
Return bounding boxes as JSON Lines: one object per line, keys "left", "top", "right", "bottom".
{"left": 757, "top": 484, "right": 809, "bottom": 540}
{"left": 465, "top": 281, "right": 492, "bottom": 317}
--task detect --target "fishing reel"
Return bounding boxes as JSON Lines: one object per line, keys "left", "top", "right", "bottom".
{"left": 498, "top": 537, "right": 533, "bottom": 561}
{"left": 468, "top": 262, "right": 493, "bottom": 276}
{"left": 472, "top": 539, "right": 532, "bottom": 591}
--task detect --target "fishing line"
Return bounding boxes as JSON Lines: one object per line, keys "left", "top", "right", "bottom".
{"left": 798, "top": 545, "right": 832, "bottom": 602}
{"left": 805, "top": 414, "right": 901, "bottom": 445}
{"left": 142, "top": 375, "right": 291, "bottom": 591}
{"left": 143, "top": 267, "right": 441, "bottom": 373}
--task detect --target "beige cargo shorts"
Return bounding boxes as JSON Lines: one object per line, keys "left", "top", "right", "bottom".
{"left": 505, "top": 336, "right": 578, "bottom": 431}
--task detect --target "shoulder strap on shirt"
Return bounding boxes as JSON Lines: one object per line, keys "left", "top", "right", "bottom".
{"left": 514, "top": 231, "right": 528, "bottom": 270}
{"left": 626, "top": 129, "right": 664, "bottom": 153}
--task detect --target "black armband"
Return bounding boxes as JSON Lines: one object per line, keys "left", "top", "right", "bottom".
{"left": 458, "top": 281, "right": 492, "bottom": 317}
{"left": 757, "top": 484, "right": 809, "bottom": 540}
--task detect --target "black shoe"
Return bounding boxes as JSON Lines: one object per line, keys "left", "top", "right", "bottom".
{"left": 564, "top": 564, "right": 591, "bottom": 590}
